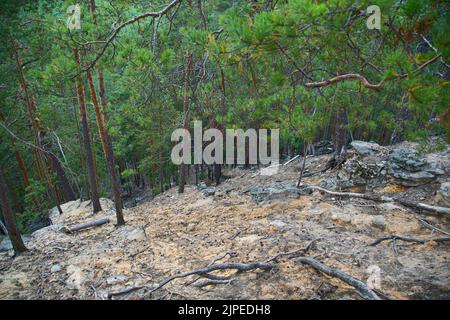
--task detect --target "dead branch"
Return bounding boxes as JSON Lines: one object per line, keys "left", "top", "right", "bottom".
{"left": 305, "top": 74, "right": 385, "bottom": 90}
{"left": 105, "top": 260, "right": 275, "bottom": 298}
{"left": 63, "top": 217, "right": 110, "bottom": 234}
{"left": 265, "top": 239, "right": 318, "bottom": 262}
{"left": 194, "top": 279, "right": 234, "bottom": 288}
{"left": 417, "top": 218, "right": 450, "bottom": 236}
{"left": 305, "top": 185, "right": 450, "bottom": 215}
{"left": 148, "top": 261, "right": 275, "bottom": 294}
{"left": 369, "top": 235, "right": 450, "bottom": 246}
{"left": 84, "top": 0, "right": 181, "bottom": 70}
{"left": 304, "top": 55, "right": 441, "bottom": 91}
{"left": 293, "top": 256, "right": 381, "bottom": 300}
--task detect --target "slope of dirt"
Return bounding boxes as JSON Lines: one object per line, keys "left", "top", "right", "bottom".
{"left": 1, "top": 145, "right": 449, "bottom": 300}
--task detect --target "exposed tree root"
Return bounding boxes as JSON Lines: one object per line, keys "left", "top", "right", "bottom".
{"left": 293, "top": 256, "right": 381, "bottom": 300}
{"left": 370, "top": 235, "right": 450, "bottom": 246}
{"left": 104, "top": 261, "right": 276, "bottom": 299}
{"left": 305, "top": 185, "right": 450, "bottom": 215}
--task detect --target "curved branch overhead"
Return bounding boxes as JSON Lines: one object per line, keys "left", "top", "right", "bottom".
{"left": 84, "top": 0, "right": 182, "bottom": 71}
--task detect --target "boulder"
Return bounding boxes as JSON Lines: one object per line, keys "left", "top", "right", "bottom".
{"left": 250, "top": 182, "right": 311, "bottom": 203}
{"left": 388, "top": 148, "right": 445, "bottom": 186}
{"left": 114, "top": 226, "right": 146, "bottom": 241}
{"left": 350, "top": 141, "right": 384, "bottom": 156}
{"left": 435, "top": 182, "right": 450, "bottom": 207}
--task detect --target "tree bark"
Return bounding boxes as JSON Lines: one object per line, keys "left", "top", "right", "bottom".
{"left": 88, "top": 1, "right": 124, "bottom": 225}
{"left": 48, "top": 153, "right": 76, "bottom": 201}
{"left": 73, "top": 48, "right": 102, "bottom": 213}
{"left": 178, "top": 52, "right": 193, "bottom": 194}
{"left": 0, "top": 168, "right": 27, "bottom": 254}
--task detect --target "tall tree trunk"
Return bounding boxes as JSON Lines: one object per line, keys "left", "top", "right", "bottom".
{"left": 159, "top": 104, "right": 165, "bottom": 194}
{"left": 13, "top": 42, "right": 62, "bottom": 210}
{"left": 334, "top": 105, "right": 348, "bottom": 155}
{"left": 178, "top": 52, "right": 193, "bottom": 194}
{"left": 73, "top": 48, "right": 102, "bottom": 213}
{"left": 0, "top": 168, "right": 27, "bottom": 254}
{"left": 48, "top": 153, "right": 76, "bottom": 201}
{"left": 88, "top": 0, "right": 124, "bottom": 225}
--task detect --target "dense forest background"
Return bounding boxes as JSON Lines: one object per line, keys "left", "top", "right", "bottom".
{"left": 0, "top": 0, "right": 448, "bottom": 235}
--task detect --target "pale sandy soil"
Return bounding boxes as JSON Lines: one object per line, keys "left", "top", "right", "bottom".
{"left": 0, "top": 151, "right": 449, "bottom": 300}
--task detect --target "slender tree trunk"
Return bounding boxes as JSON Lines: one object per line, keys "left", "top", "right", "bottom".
{"left": 178, "top": 53, "right": 193, "bottom": 194}
{"left": 0, "top": 168, "right": 27, "bottom": 254}
{"left": 48, "top": 153, "right": 76, "bottom": 201}
{"left": 73, "top": 48, "right": 102, "bottom": 213}
{"left": 88, "top": 1, "right": 124, "bottom": 225}
{"left": 86, "top": 66, "right": 124, "bottom": 224}
{"left": 334, "top": 105, "right": 348, "bottom": 155}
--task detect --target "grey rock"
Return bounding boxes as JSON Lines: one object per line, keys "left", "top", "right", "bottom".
{"left": 0, "top": 238, "right": 12, "bottom": 252}
{"left": 114, "top": 226, "right": 146, "bottom": 241}
{"left": 435, "top": 182, "right": 450, "bottom": 207}
{"left": 202, "top": 187, "right": 216, "bottom": 197}
{"left": 250, "top": 182, "right": 311, "bottom": 202}
{"left": 371, "top": 215, "right": 386, "bottom": 230}
{"left": 350, "top": 141, "right": 383, "bottom": 156}
{"left": 50, "top": 264, "right": 62, "bottom": 273}
{"left": 388, "top": 148, "right": 444, "bottom": 186}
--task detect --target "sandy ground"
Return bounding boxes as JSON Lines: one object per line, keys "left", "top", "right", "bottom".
{"left": 0, "top": 152, "right": 449, "bottom": 300}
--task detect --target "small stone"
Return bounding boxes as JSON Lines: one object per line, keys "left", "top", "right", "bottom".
{"left": 371, "top": 215, "right": 386, "bottom": 230}
{"left": 187, "top": 223, "right": 196, "bottom": 232}
{"left": 106, "top": 275, "right": 128, "bottom": 286}
{"left": 50, "top": 264, "right": 62, "bottom": 273}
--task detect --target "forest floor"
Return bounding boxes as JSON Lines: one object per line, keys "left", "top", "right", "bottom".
{"left": 0, "top": 141, "right": 449, "bottom": 300}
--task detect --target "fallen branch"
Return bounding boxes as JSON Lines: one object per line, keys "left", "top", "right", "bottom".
{"left": 293, "top": 256, "right": 380, "bottom": 300}
{"left": 305, "top": 185, "right": 450, "bottom": 215}
{"left": 194, "top": 279, "right": 234, "bottom": 288}
{"left": 417, "top": 218, "right": 450, "bottom": 236}
{"left": 265, "top": 239, "right": 318, "bottom": 262}
{"left": 63, "top": 217, "right": 110, "bottom": 234}
{"left": 148, "top": 262, "right": 275, "bottom": 294}
{"left": 105, "top": 261, "right": 275, "bottom": 298}
{"left": 369, "top": 235, "right": 450, "bottom": 246}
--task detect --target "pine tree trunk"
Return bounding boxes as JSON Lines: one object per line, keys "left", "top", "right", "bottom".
{"left": 86, "top": 66, "right": 124, "bottom": 224}
{"left": 0, "top": 168, "right": 27, "bottom": 254}
{"left": 48, "top": 153, "right": 76, "bottom": 201}
{"left": 73, "top": 48, "right": 102, "bottom": 213}
{"left": 88, "top": 1, "right": 124, "bottom": 225}
{"left": 178, "top": 53, "right": 193, "bottom": 194}
{"left": 334, "top": 105, "right": 348, "bottom": 155}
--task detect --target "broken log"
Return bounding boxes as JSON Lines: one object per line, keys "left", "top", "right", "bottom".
{"left": 294, "top": 256, "right": 381, "bottom": 300}
{"left": 63, "top": 217, "right": 110, "bottom": 234}
{"left": 305, "top": 185, "right": 450, "bottom": 216}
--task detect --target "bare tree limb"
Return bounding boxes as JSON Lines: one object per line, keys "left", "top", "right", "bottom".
{"left": 294, "top": 256, "right": 381, "bottom": 300}
{"left": 104, "top": 261, "right": 275, "bottom": 298}
{"left": 84, "top": 0, "right": 181, "bottom": 71}
{"left": 369, "top": 235, "right": 450, "bottom": 246}
{"left": 305, "top": 73, "right": 385, "bottom": 90}
{"left": 305, "top": 185, "right": 450, "bottom": 215}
